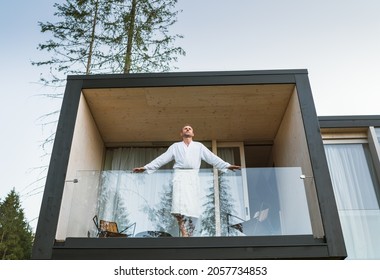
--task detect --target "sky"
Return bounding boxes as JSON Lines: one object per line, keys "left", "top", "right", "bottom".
{"left": 1, "top": 0, "right": 380, "bottom": 232}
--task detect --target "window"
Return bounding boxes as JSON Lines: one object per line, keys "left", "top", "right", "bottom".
{"left": 376, "top": 128, "right": 380, "bottom": 143}
{"left": 324, "top": 143, "right": 379, "bottom": 210}
{"left": 324, "top": 141, "right": 380, "bottom": 259}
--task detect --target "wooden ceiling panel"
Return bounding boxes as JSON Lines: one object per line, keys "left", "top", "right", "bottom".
{"left": 82, "top": 84, "right": 295, "bottom": 145}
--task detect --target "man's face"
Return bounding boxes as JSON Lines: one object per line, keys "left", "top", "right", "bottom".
{"left": 181, "top": 125, "right": 194, "bottom": 138}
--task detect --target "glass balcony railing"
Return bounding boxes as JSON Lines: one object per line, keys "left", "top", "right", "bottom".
{"left": 59, "top": 168, "right": 313, "bottom": 239}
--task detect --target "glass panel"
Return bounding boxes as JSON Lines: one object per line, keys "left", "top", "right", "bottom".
{"left": 375, "top": 128, "right": 380, "bottom": 143}
{"left": 324, "top": 144, "right": 379, "bottom": 210}
{"left": 339, "top": 210, "right": 380, "bottom": 259}
{"left": 63, "top": 171, "right": 101, "bottom": 238}
{"left": 324, "top": 143, "right": 380, "bottom": 259}
{"left": 61, "top": 167, "right": 312, "bottom": 239}
{"left": 97, "top": 169, "right": 179, "bottom": 237}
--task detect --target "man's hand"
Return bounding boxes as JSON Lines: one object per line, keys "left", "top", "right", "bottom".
{"left": 132, "top": 167, "right": 146, "bottom": 173}
{"left": 227, "top": 165, "right": 241, "bottom": 171}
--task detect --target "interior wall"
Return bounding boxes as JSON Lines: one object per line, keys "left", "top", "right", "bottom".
{"left": 244, "top": 145, "right": 273, "bottom": 167}
{"left": 56, "top": 93, "right": 105, "bottom": 240}
{"left": 272, "top": 88, "right": 324, "bottom": 238}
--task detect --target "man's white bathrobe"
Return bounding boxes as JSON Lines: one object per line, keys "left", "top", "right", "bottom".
{"left": 144, "top": 141, "right": 231, "bottom": 218}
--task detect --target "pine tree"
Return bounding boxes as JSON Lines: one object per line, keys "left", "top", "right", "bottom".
{"left": 0, "top": 189, "right": 34, "bottom": 259}
{"left": 33, "top": 0, "right": 185, "bottom": 85}
{"left": 200, "top": 187, "right": 216, "bottom": 236}
{"left": 145, "top": 182, "right": 178, "bottom": 235}
{"left": 102, "top": 0, "right": 185, "bottom": 73}
{"left": 200, "top": 172, "right": 237, "bottom": 236}
{"left": 30, "top": 0, "right": 185, "bottom": 200}
{"left": 218, "top": 174, "right": 237, "bottom": 236}
{"left": 33, "top": 0, "right": 119, "bottom": 87}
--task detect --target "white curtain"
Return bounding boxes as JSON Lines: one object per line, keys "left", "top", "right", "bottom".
{"left": 324, "top": 144, "right": 380, "bottom": 259}
{"left": 324, "top": 144, "right": 379, "bottom": 210}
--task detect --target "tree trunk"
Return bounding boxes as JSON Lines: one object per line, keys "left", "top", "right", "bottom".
{"left": 86, "top": 0, "right": 99, "bottom": 75}
{"left": 124, "top": 0, "right": 137, "bottom": 74}
{"left": 1, "top": 231, "right": 6, "bottom": 260}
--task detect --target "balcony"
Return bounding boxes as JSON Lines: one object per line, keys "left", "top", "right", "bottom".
{"left": 32, "top": 71, "right": 346, "bottom": 259}
{"left": 59, "top": 167, "right": 312, "bottom": 239}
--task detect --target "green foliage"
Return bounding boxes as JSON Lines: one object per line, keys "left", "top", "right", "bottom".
{"left": 33, "top": 0, "right": 185, "bottom": 86}
{"left": 0, "top": 189, "right": 34, "bottom": 260}
{"left": 104, "top": 0, "right": 185, "bottom": 73}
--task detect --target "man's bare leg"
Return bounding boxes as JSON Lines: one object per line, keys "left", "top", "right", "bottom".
{"left": 174, "top": 214, "right": 189, "bottom": 237}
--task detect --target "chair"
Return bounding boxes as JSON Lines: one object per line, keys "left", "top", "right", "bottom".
{"left": 227, "top": 207, "right": 270, "bottom": 236}
{"left": 226, "top": 213, "right": 245, "bottom": 235}
{"left": 93, "top": 215, "right": 136, "bottom": 238}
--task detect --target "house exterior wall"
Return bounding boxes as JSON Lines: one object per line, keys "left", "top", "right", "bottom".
{"left": 320, "top": 116, "right": 380, "bottom": 259}
{"left": 32, "top": 70, "right": 346, "bottom": 260}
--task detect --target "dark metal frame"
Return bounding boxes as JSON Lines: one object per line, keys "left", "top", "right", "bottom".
{"left": 319, "top": 115, "right": 380, "bottom": 128}
{"left": 32, "top": 69, "right": 347, "bottom": 259}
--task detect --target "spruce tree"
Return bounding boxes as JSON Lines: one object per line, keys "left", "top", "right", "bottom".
{"left": 101, "top": 0, "right": 185, "bottom": 73}
{"left": 145, "top": 182, "right": 178, "bottom": 235}
{"left": 200, "top": 186, "right": 216, "bottom": 236}
{"left": 33, "top": 0, "right": 185, "bottom": 85}
{"left": 200, "top": 172, "right": 237, "bottom": 236}
{"left": 0, "top": 189, "right": 34, "bottom": 259}
{"left": 32, "top": 0, "right": 185, "bottom": 157}
{"left": 219, "top": 174, "right": 237, "bottom": 236}
{"left": 30, "top": 0, "right": 185, "bottom": 200}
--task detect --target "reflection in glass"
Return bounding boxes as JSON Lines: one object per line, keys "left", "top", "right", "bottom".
{"left": 63, "top": 167, "right": 312, "bottom": 239}
{"left": 375, "top": 127, "right": 380, "bottom": 143}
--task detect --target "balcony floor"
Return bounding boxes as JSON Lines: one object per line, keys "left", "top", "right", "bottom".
{"left": 51, "top": 235, "right": 340, "bottom": 260}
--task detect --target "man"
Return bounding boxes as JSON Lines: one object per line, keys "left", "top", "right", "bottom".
{"left": 133, "top": 125, "right": 240, "bottom": 237}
